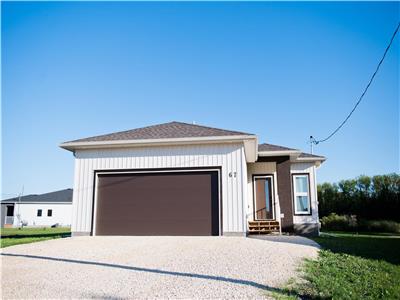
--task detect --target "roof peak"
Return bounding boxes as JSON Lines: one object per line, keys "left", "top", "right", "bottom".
{"left": 63, "top": 121, "right": 255, "bottom": 144}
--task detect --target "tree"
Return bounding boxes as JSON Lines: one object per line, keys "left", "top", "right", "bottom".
{"left": 318, "top": 173, "right": 400, "bottom": 221}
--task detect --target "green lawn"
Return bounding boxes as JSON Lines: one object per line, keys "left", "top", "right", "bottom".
{"left": 274, "top": 232, "right": 400, "bottom": 299}
{"left": 314, "top": 232, "right": 400, "bottom": 265}
{"left": 1, "top": 227, "right": 71, "bottom": 248}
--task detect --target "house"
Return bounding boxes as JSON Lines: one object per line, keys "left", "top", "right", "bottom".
{"left": 1, "top": 189, "right": 73, "bottom": 228}
{"left": 60, "top": 121, "right": 325, "bottom": 237}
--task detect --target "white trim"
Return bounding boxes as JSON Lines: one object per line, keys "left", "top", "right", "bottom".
{"left": 243, "top": 138, "right": 258, "bottom": 163}
{"left": 292, "top": 174, "right": 311, "bottom": 215}
{"left": 92, "top": 168, "right": 222, "bottom": 236}
{"left": 253, "top": 175, "right": 275, "bottom": 220}
{"left": 293, "top": 157, "right": 326, "bottom": 168}
{"left": 60, "top": 135, "right": 256, "bottom": 150}
{"left": 1, "top": 202, "right": 71, "bottom": 205}
{"left": 296, "top": 157, "right": 325, "bottom": 161}
{"left": 313, "top": 165, "right": 318, "bottom": 207}
{"left": 60, "top": 135, "right": 258, "bottom": 163}
{"left": 258, "top": 150, "right": 301, "bottom": 157}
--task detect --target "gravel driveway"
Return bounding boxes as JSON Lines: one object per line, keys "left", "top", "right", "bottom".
{"left": 1, "top": 236, "right": 319, "bottom": 299}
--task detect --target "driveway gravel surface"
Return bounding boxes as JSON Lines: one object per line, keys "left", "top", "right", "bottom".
{"left": 1, "top": 236, "right": 319, "bottom": 299}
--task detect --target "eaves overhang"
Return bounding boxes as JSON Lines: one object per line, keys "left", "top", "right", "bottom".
{"left": 293, "top": 156, "right": 327, "bottom": 167}
{"left": 257, "top": 150, "right": 302, "bottom": 160}
{"left": 60, "top": 135, "right": 259, "bottom": 163}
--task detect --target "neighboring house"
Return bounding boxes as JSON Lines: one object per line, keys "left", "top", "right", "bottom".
{"left": 1, "top": 189, "right": 73, "bottom": 228}
{"left": 60, "top": 121, "right": 325, "bottom": 237}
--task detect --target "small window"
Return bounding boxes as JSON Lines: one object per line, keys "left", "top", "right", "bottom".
{"left": 47, "top": 209, "right": 52, "bottom": 217}
{"left": 37, "top": 209, "right": 42, "bottom": 217}
{"left": 6, "top": 206, "right": 14, "bottom": 217}
{"left": 293, "top": 174, "right": 311, "bottom": 215}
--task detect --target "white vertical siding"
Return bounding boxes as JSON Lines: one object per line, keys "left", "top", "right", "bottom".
{"left": 291, "top": 162, "right": 319, "bottom": 224}
{"left": 71, "top": 143, "right": 247, "bottom": 234}
{"left": 239, "top": 147, "right": 246, "bottom": 232}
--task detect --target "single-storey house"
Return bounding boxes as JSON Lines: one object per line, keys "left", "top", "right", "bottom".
{"left": 60, "top": 122, "right": 325, "bottom": 237}
{"left": 1, "top": 189, "right": 73, "bottom": 228}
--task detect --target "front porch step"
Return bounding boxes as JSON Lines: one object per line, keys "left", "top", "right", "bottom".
{"left": 248, "top": 220, "right": 280, "bottom": 234}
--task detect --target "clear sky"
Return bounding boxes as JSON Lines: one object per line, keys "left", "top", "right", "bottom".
{"left": 2, "top": 1, "right": 399, "bottom": 197}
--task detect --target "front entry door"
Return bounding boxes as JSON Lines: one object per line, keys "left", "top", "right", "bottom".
{"left": 254, "top": 176, "right": 274, "bottom": 220}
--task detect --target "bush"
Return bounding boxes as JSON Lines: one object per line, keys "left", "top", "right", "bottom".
{"left": 320, "top": 213, "right": 357, "bottom": 231}
{"left": 358, "top": 220, "right": 400, "bottom": 234}
{"left": 321, "top": 213, "right": 400, "bottom": 234}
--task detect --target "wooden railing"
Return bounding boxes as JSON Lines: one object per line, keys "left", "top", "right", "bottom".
{"left": 275, "top": 195, "right": 282, "bottom": 234}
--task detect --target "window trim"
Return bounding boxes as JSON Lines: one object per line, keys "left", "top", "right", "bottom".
{"left": 37, "top": 209, "right": 42, "bottom": 217}
{"left": 292, "top": 173, "right": 312, "bottom": 215}
{"left": 47, "top": 209, "right": 52, "bottom": 217}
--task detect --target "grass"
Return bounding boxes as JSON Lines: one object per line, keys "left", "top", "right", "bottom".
{"left": 273, "top": 232, "right": 400, "bottom": 299}
{"left": 1, "top": 227, "right": 71, "bottom": 248}
{"left": 314, "top": 232, "right": 400, "bottom": 265}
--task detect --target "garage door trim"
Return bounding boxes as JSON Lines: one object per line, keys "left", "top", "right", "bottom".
{"left": 91, "top": 167, "right": 222, "bottom": 236}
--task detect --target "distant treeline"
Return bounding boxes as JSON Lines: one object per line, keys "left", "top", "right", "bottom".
{"left": 318, "top": 173, "right": 400, "bottom": 222}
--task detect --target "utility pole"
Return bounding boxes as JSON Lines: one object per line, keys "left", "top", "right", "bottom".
{"left": 309, "top": 136, "right": 317, "bottom": 154}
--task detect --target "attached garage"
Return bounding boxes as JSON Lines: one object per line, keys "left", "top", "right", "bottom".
{"left": 61, "top": 121, "right": 324, "bottom": 236}
{"left": 93, "top": 170, "right": 220, "bottom": 236}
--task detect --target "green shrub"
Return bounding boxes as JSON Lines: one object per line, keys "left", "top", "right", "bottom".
{"left": 358, "top": 219, "right": 400, "bottom": 234}
{"left": 320, "top": 213, "right": 357, "bottom": 231}
{"left": 321, "top": 213, "right": 400, "bottom": 234}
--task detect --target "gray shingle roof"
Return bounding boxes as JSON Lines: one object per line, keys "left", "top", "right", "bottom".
{"left": 65, "top": 121, "right": 254, "bottom": 143}
{"left": 1, "top": 189, "right": 73, "bottom": 203}
{"left": 258, "top": 143, "right": 298, "bottom": 152}
{"left": 258, "top": 143, "right": 325, "bottom": 160}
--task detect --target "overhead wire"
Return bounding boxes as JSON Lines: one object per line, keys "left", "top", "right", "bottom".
{"left": 313, "top": 22, "right": 400, "bottom": 145}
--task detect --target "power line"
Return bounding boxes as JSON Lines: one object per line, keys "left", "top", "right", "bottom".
{"left": 312, "top": 22, "right": 400, "bottom": 145}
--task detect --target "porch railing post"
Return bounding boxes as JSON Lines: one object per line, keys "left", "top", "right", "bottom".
{"left": 276, "top": 195, "right": 282, "bottom": 234}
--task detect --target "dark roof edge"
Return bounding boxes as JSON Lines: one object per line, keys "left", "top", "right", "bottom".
{"left": 1, "top": 188, "right": 73, "bottom": 203}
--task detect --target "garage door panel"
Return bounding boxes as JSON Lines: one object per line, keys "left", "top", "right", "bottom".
{"left": 94, "top": 171, "right": 219, "bottom": 236}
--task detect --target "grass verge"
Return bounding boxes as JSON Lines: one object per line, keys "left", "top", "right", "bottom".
{"left": 1, "top": 227, "right": 71, "bottom": 248}
{"left": 272, "top": 232, "right": 400, "bottom": 299}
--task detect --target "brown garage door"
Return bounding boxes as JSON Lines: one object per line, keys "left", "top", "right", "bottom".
{"left": 94, "top": 170, "right": 219, "bottom": 236}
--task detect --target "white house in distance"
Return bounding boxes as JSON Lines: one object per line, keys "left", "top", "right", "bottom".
{"left": 60, "top": 122, "right": 325, "bottom": 237}
{"left": 1, "top": 189, "right": 73, "bottom": 228}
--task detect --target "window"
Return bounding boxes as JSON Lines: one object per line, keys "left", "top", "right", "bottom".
{"left": 293, "top": 174, "right": 311, "bottom": 214}
{"left": 6, "top": 206, "right": 14, "bottom": 217}
{"left": 47, "top": 209, "right": 52, "bottom": 217}
{"left": 37, "top": 209, "right": 42, "bottom": 217}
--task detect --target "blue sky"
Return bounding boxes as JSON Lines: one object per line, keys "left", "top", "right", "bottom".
{"left": 2, "top": 1, "right": 399, "bottom": 197}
